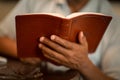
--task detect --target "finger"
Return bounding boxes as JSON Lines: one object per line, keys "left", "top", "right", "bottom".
{"left": 50, "top": 35, "right": 74, "bottom": 49}
{"left": 20, "top": 58, "right": 41, "bottom": 65}
{"left": 78, "top": 31, "right": 88, "bottom": 47}
{"left": 39, "top": 37, "right": 69, "bottom": 56}
{"left": 38, "top": 43, "right": 67, "bottom": 64}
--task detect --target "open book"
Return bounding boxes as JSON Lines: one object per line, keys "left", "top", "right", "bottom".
{"left": 15, "top": 12, "right": 112, "bottom": 58}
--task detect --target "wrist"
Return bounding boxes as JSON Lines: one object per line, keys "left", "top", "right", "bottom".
{"left": 76, "top": 58, "right": 98, "bottom": 79}
{"left": 76, "top": 58, "right": 114, "bottom": 80}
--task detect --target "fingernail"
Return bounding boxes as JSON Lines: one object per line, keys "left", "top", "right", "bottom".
{"left": 81, "top": 31, "right": 84, "bottom": 38}
{"left": 38, "top": 44, "right": 42, "bottom": 48}
{"left": 40, "top": 37, "right": 45, "bottom": 42}
{"left": 51, "top": 35, "right": 56, "bottom": 40}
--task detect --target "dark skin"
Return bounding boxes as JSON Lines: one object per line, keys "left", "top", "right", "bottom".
{"left": 38, "top": 0, "right": 115, "bottom": 79}
{"left": 39, "top": 32, "right": 114, "bottom": 80}
{"left": 0, "top": 0, "right": 116, "bottom": 79}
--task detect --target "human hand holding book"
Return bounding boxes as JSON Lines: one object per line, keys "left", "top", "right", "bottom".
{"left": 39, "top": 31, "right": 88, "bottom": 68}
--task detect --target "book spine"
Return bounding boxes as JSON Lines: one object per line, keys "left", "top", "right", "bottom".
{"left": 57, "top": 19, "right": 72, "bottom": 40}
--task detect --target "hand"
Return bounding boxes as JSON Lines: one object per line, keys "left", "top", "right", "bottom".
{"left": 20, "top": 57, "right": 42, "bottom": 65}
{"left": 38, "top": 31, "right": 115, "bottom": 80}
{"left": 38, "top": 31, "right": 90, "bottom": 71}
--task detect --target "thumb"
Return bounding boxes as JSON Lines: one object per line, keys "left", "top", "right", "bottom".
{"left": 78, "top": 31, "right": 88, "bottom": 47}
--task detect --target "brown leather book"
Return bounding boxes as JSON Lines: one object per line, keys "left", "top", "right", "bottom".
{"left": 15, "top": 12, "right": 112, "bottom": 59}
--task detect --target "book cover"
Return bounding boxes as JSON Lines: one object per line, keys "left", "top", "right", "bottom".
{"left": 15, "top": 12, "right": 112, "bottom": 59}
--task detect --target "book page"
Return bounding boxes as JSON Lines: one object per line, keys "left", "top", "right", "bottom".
{"left": 66, "top": 12, "right": 105, "bottom": 19}
{"left": 20, "top": 13, "right": 66, "bottom": 18}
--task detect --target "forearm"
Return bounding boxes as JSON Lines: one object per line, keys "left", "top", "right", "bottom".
{"left": 0, "top": 37, "right": 42, "bottom": 64}
{"left": 0, "top": 37, "right": 17, "bottom": 58}
{"left": 77, "top": 59, "right": 114, "bottom": 80}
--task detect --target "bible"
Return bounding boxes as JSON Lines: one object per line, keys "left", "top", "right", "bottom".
{"left": 15, "top": 12, "right": 112, "bottom": 59}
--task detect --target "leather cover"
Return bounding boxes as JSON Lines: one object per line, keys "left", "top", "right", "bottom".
{"left": 15, "top": 13, "right": 112, "bottom": 59}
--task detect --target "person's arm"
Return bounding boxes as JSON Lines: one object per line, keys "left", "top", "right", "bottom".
{"left": 0, "top": 37, "right": 17, "bottom": 58}
{"left": 0, "top": 36, "right": 42, "bottom": 64}
{"left": 38, "top": 31, "right": 115, "bottom": 80}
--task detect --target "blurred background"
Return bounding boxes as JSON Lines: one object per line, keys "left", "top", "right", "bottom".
{"left": 0, "top": 0, "right": 120, "bottom": 22}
